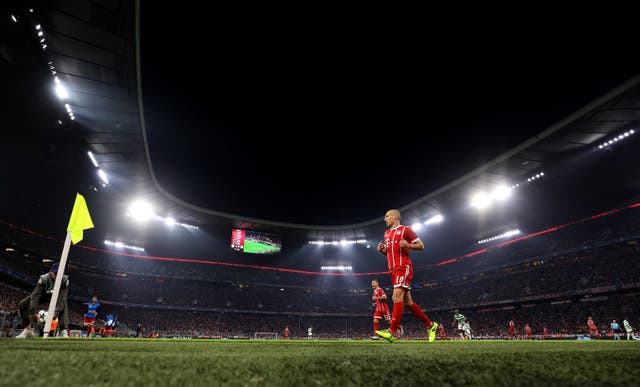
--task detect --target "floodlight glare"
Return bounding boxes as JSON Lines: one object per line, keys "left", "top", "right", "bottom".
{"left": 127, "top": 200, "right": 154, "bottom": 222}
{"left": 412, "top": 223, "right": 422, "bottom": 231}
{"left": 491, "top": 185, "right": 512, "bottom": 201}
{"left": 87, "top": 151, "right": 98, "bottom": 167}
{"left": 425, "top": 214, "right": 444, "bottom": 225}
{"left": 97, "top": 169, "right": 109, "bottom": 184}
{"left": 11, "top": 15, "right": 17, "bottom": 22}
{"left": 54, "top": 82, "right": 68, "bottom": 100}
{"left": 471, "top": 192, "right": 490, "bottom": 209}
{"left": 164, "top": 217, "right": 176, "bottom": 226}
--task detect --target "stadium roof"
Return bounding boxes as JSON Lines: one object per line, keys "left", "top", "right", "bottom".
{"left": 2, "top": 1, "right": 640, "bottom": 248}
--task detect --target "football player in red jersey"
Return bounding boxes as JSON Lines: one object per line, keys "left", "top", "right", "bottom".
{"left": 524, "top": 324, "right": 532, "bottom": 340}
{"left": 283, "top": 326, "right": 290, "bottom": 340}
{"left": 371, "top": 280, "right": 403, "bottom": 338}
{"left": 509, "top": 319, "right": 516, "bottom": 339}
{"left": 587, "top": 316, "right": 600, "bottom": 340}
{"left": 375, "top": 209, "right": 438, "bottom": 343}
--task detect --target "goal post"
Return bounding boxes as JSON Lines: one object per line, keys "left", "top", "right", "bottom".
{"left": 253, "top": 332, "right": 278, "bottom": 340}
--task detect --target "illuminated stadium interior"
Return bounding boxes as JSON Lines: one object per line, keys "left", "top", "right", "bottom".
{"left": 1, "top": 2, "right": 640, "bottom": 384}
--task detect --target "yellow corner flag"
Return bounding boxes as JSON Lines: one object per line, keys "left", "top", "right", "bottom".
{"left": 67, "top": 193, "right": 94, "bottom": 244}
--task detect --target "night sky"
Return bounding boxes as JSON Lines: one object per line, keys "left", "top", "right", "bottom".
{"left": 140, "top": 7, "right": 640, "bottom": 225}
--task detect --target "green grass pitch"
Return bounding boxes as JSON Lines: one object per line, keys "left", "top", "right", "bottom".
{"left": 243, "top": 239, "right": 280, "bottom": 254}
{"left": 1, "top": 339, "right": 639, "bottom": 386}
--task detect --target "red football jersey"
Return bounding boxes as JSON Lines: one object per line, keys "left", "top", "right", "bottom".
{"left": 374, "top": 287, "right": 387, "bottom": 310}
{"left": 588, "top": 319, "right": 596, "bottom": 329}
{"left": 383, "top": 225, "right": 419, "bottom": 269}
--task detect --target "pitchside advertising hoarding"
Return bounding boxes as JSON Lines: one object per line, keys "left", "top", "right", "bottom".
{"left": 231, "top": 229, "right": 281, "bottom": 255}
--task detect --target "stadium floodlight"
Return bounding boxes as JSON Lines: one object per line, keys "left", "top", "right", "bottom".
{"left": 104, "top": 240, "right": 145, "bottom": 252}
{"left": 309, "top": 239, "right": 366, "bottom": 246}
{"left": 35, "top": 24, "right": 41, "bottom": 30}
{"left": 471, "top": 192, "right": 491, "bottom": 209}
{"left": 37, "top": 31, "right": 43, "bottom": 36}
{"left": 491, "top": 185, "right": 512, "bottom": 201}
{"left": 11, "top": 15, "right": 17, "bottom": 22}
{"left": 97, "top": 169, "right": 109, "bottom": 185}
{"left": 598, "top": 130, "right": 635, "bottom": 149}
{"left": 164, "top": 217, "right": 176, "bottom": 226}
{"left": 425, "top": 214, "right": 444, "bottom": 225}
{"left": 526, "top": 172, "right": 544, "bottom": 182}
{"left": 54, "top": 82, "right": 68, "bottom": 100}
{"left": 127, "top": 200, "right": 154, "bottom": 222}
{"left": 412, "top": 222, "right": 422, "bottom": 231}
{"left": 478, "top": 229, "right": 521, "bottom": 244}
{"left": 87, "top": 151, "right": 98, "bottom": 167}
{"left": 321, "top": 265, "right": 352, "bottom": 271}
{"left": 177, "top": 222, "right": 198, "bottom": 230}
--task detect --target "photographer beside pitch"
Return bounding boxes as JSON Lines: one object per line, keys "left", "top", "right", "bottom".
{"left": 16, "top": 262, "right": 70, "bottom": 338}
{"left": 375, "top": 209, "right": 438, "bottom": 342}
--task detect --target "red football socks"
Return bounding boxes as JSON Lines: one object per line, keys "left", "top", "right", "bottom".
{"left": 389, "top": 302, "right": 404, "bottom": 333}
{"left": 373, "top": 320, "right": 380, "bottom": 332}
{"left": 408, "top": 302, "right": 432, "bottom": 327}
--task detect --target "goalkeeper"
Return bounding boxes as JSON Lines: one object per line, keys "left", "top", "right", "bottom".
{"left": 15, "top": 262, "right": 69, "bottom": 338}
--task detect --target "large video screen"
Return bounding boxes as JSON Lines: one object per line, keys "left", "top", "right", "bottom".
{"left": 231, "top": 229, "right": 281, "bottom": 255}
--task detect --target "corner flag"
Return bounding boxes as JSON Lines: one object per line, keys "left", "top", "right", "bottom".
{"left": 67, "top": 193, "right": 94, "bottom": 244}
{"left": 44, "top": 193, "right": 94, "bottom": 337}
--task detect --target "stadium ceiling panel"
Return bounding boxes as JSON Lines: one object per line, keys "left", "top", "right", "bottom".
{"left": 3, "top": 0, "right": 640, "bottom": 244}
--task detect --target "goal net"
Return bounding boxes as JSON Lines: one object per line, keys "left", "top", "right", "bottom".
{"left": 253, "top": 332, "right": 278, "bottom": 340}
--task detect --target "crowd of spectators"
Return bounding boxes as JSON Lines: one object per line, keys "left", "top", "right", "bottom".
{"left": 0, "top": 206, "right": 638, "bottom": 338}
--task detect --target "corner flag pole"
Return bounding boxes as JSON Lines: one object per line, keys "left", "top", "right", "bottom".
{"left": 43, "top": 193, "right": 94, "bottom": 338}
{"left": 42, "top": 231, "right": 72, "bottom": 338}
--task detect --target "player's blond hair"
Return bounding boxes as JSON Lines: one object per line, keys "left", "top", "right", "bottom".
{"left": 387, "top": 209, "right": 401, "bottom": 221}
